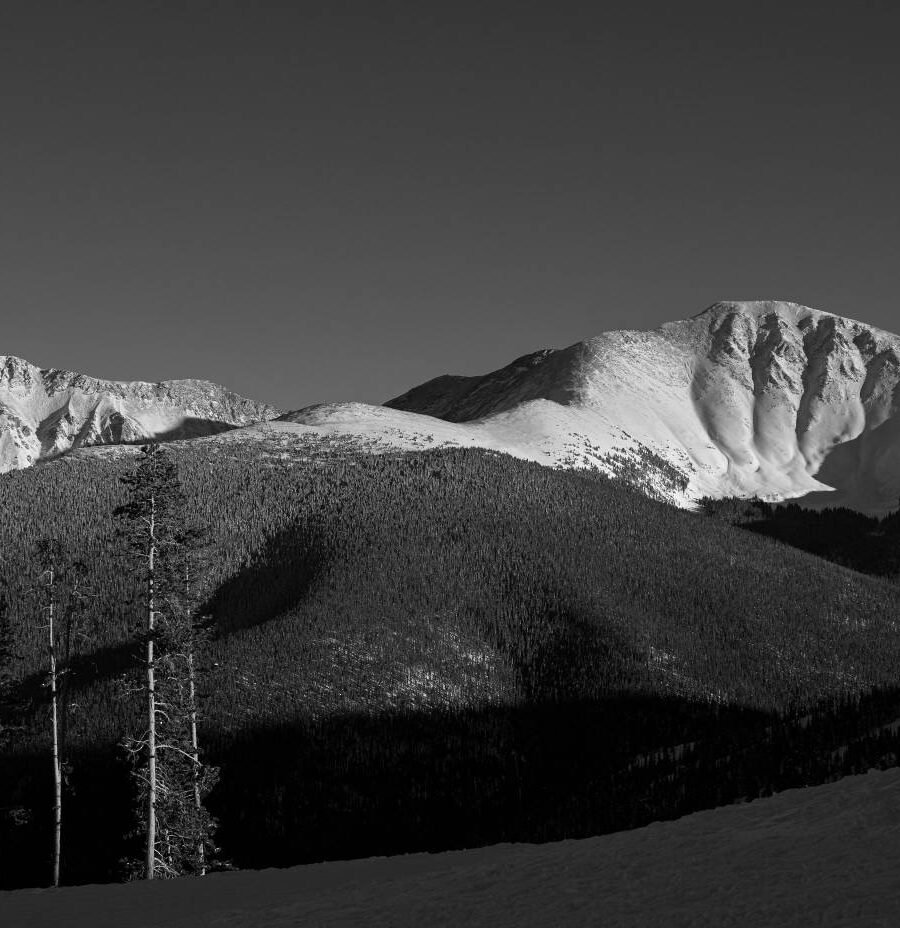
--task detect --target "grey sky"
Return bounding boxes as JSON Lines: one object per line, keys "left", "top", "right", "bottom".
{"left": 2, "top": 2, "right": 898, "bottom": 408}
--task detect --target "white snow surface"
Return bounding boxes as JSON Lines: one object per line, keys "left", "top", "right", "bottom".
{"left": 271, "top": 301, "right": 900, "bottom": 512}
{"left": 4, "top": 767, "right": 898, "bottom": 927}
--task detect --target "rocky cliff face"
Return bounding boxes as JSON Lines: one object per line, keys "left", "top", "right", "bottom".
{"left": 0, "top": 355, "right": 279, "bottom": 471}
{"left": 386, "top": 301, "right": 900, "bottom": 513}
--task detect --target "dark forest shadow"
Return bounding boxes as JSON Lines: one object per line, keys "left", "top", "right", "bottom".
{"left": 203, "top": 521, "right": 329, "bottom": 636}
{"left": 10, "top": 521, "right": 330, "bottom": 710}
{"left": 11, "top": 639, "right": 141, "bottom": 709}
{"left": 702, "top": 497, "right": 900, "bottom": 579}
{"left": 6, "top": 686, "right": 898, "bottom": 888}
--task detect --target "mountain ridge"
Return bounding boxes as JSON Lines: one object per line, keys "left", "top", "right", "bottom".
{"left": 5, "top": 299, "right": 900, "bottom": 513}
{"left": 379, "top": 300, "right": 900, "bottom": 512}
{"left": 0, "top": 353, "right": 280, "bottom": 470}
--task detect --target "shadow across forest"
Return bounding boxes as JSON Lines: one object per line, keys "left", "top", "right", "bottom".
{"left": 702, "top": 497, "right": 900, "bottom": 580}
{"left": 203, "top": 520, "right": 330, "bottom": 636}
{"left": 4, "top": 686, "right": 899, "bottom": 889}
{"left": 11, "top": 639, "right": 142, "bottom": 710}
{"left": 9, "top": 520, "right": 331, "bottom": 712}
{"left": 5, "top": 449, "right": 900, "bottom": 890}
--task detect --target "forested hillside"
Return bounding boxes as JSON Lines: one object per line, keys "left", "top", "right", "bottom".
{"left": 2, "top": 433, "right": 899, "bottom": 888}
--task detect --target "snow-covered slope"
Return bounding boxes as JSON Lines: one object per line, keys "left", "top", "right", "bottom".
{"left": 0, "top": 355, "right": 279, "bottom": 470}
{"left": 4, "top": 767, "right": 898, "bottom": 927}
{"left": 377, "top": 300, "right": 900, "bottom": 512}
{"left": 11, "top": 301, "right": 900, "bottom": 512}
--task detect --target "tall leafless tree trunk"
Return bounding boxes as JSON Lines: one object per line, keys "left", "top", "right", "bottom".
{"left": 146, "top": 492, "right": 157, "bottom": 880}
{"left": 46, "top": 558, "right": 62, "bottom": 888}
{"left": 182, "top": 560, "right": 206, "bottom": 875}
{"left": 187, "top": 648, "right": 205, "bottom": 875}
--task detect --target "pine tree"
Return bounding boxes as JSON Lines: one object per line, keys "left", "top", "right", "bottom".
{"left": 116, "top": 444, "right": 218, "bottom": 879}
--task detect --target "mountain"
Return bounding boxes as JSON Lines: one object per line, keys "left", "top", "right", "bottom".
{"left": 0, "top": 355, "right": 279, "bottom": 471}
{"left": 378, "top": 300, "right": 900, "bottom": 513}
{"left": 6, "top": 300, "right": 900, "bottom": 513}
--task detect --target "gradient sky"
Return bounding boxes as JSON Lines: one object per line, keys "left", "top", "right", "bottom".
{"left": 2, "top": 2, "right": 899, "bottom": 408}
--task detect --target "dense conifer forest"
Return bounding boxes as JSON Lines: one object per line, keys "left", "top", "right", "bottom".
{"left": 1, "top": 432, "right": 899, "bottom": 888}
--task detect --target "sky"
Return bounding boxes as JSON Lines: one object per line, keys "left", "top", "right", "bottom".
{"left": 2, "top": 1, "right": 899, "bottom": 409}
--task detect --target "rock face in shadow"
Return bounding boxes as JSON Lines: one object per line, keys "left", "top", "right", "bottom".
{"left": 0, "top": 355, "right": 279, "bottom": 470}
{"left": 385, "top": 301, "right": 900, "bottom": 513}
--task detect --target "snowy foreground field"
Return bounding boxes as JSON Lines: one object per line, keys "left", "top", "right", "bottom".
{"left": 3, "top": 768, "right": 899, "bottom": 928}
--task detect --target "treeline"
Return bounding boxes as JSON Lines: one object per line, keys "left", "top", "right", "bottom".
{"left": 2, "top": 433, "right": 899, "bottom": 888}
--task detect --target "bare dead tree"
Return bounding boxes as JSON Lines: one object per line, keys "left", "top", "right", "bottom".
{"left": 183, "top": 561, "right": 207, "bottom": 874}
{"left": 33, "top": 540, "right": 63, "bottom": 887}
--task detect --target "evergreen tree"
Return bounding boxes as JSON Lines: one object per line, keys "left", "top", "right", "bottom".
{"left": 116, "top": 444, "right": 218, "bottom": 879}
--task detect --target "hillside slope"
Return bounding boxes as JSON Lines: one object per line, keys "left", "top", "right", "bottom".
{"left": 4, "top": 767, "right": 898, "bottom": 928}
{"left": 3, "top": 441, "right": 900, "bottom": 887}
{"left": 0, "top": 355, "right": 279, "bottom": 470}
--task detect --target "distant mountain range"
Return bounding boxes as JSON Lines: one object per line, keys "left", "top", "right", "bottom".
{"left": 0, "top": 355, "right": 279, "bottom": 470}
{"left": 4, "top": 300, "right": 900, "bottom": 513}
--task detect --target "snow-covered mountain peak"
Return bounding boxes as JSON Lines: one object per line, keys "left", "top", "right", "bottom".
{"left": 0, "top": 354, "right": 42, "bottom": 394}
{"left": 7, "top": 301, "right": 899, "bottom": 514}
{"left": 374, "top": 300, "right": 900, "bottom": 512}
{"left": 0, "top": 355, "right": 279, "bottom": 471}
{"left": 687, "top": 299, "right": 899, "bottom": 350}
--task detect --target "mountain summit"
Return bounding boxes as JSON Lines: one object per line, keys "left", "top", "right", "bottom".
{"left": 0, "top": 355, "right": 279, "bottom": 470}
{"left": 381, "top": 300, "right": 900, "bottom": 512}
